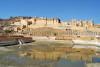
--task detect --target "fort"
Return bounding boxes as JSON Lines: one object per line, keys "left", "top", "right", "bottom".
{"left": 10, "top": 16, "right": 94, "bottom": 29}
{"left": 7, "top": 16, "right": 100, "bottom": 38}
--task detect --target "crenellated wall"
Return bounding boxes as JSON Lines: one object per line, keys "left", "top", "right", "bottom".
{"left": 10, "top": 17, "right": 100, "bottom": 37}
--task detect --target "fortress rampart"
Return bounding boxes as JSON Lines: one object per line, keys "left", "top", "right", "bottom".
{"left": 9, "top": 17, "right": 100, "bottom": 37}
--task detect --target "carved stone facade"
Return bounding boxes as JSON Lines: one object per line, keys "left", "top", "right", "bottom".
{"left": 66, "top": 19, "right": 93, "bottom": 27}
{"left": 11, "top": 17, "right": 94, "bottom": 29}
{"left": 10, "top": 17, "right": 100, "bottom": 37}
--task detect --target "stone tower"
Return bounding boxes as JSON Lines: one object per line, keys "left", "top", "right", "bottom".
{"left": 90, "top": 20, "right": 94, "bottom": 26}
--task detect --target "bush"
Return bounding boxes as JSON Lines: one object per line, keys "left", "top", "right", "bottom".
{"left": 5, "top": 30, "right": 12, "bottom": 33}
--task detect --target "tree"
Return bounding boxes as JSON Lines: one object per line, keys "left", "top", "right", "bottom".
{"left": 5, "top": 30, "right": 12, "bottom": 33}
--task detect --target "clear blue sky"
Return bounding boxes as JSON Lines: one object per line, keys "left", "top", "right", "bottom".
{"left": 0, "top": 0, "right": 100, "bottom": 24}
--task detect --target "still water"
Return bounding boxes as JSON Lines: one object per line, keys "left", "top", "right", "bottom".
{"left": 0, "top": 55, "right": 99, "bottom": 67}
{"left": 0, "top": 44, "right": 100, "bottom": 67}
{"left": 1, "top": 56, "right": 86, "bottom": 67}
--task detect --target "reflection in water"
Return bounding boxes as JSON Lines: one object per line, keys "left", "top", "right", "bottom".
{"left": 19, "top": 45, "right": 100, "bottom": 67}
{"left": 20, "top": 46, "right": 100, "bottom": 62}
{"left": 0, "top": 45, "right": 100, "bottom": 67}
{"left": 4, "top": 56, "right": 29, "bottom": 63}
{"left": 55, "top": 58, "right": 85, "bottom": 67}
{"left": 93, "top": 57, "right": 100, "bottom": 62}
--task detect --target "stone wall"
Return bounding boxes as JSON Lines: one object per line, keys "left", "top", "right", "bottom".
{"left": 23, "top": 27, "right": 67, "bottom": 37}
{"left": 10, "top": 17, "right": 100, "bottom": 37}
{"left": 65, "top": 19, "right": 94, "bottom": 28}
{"left": 11, "top": 17, "right": 95, "bottom": 30}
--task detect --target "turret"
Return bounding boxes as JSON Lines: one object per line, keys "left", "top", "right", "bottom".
{"left": 90, "top": 20, "right": 94, "bottom": 26}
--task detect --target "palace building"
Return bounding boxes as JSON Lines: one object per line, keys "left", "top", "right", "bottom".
{"left": 9, "top": 16, "right": 100, "bottom": 37}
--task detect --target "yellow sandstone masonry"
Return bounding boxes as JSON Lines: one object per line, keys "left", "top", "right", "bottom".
{"left": 10, "top": 17, "right": 100, "bottom": 37}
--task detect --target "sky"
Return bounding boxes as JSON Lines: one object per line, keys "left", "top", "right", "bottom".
{"left": 0, "top": 0, "right": 100, "bottom": 24}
